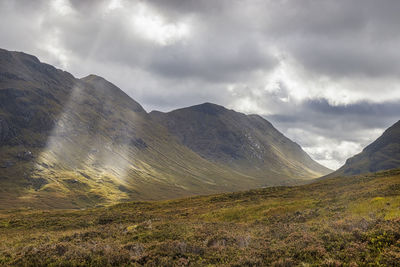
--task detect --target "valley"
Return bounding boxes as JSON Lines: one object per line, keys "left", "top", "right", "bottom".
{"left": 1, "top": 1, "right": 400, "bottom": 266}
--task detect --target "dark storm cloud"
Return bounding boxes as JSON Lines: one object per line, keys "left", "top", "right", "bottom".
{"left": 1, "top": 0, "right": 400, "bottom": 169}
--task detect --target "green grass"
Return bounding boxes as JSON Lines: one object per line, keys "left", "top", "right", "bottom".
{"left": 1, "top": 169, "right": 400, "bottom": 266}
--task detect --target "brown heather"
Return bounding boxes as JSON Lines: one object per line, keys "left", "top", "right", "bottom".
{"left": 1, "top": 169, "right": 400, "bottom": 266}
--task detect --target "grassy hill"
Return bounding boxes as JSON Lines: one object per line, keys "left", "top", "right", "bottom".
{"left": 1, "top": 169, "right": 400, "bottom": 266}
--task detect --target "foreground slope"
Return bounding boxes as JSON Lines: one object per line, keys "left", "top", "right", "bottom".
{"left": 1, "top": 169, "right": 400, "bottom": 266}
{"left": 151, "top": 103, "right": 331, "bottom": 181}
{"left": 329, "top": 120, "right": 400, "bottom": 177}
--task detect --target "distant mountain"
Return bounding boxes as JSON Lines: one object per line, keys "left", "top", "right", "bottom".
{"left": 0, "top": 48, "right": 330, "bottom": 209}
{"left": 328, "top": 120, "right": 400, "bottom": 177}
{"left": 150, "top": 103, "right": 331, "bottom": 181}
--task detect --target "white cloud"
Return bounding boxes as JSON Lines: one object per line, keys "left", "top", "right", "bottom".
{"left": 51, "top": 0, "right": 75, "bottom": 16}
{"left": 131, "top": 3, "right": 190, "bottom": 46}
{"left": 107, "top": 0, "right": 123, "bottom": 11}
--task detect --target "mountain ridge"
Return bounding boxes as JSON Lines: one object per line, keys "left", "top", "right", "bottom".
{"left": 0, "top": 48, "right": 330, "bottom": 209}
{"left": 150, "top": 102, "right": 331, "bottom": 180}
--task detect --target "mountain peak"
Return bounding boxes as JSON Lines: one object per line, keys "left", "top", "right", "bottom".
{"left": 81, "top": 74, "right": 145, "bottom": 113}
{"left": 188, "top": 102, "right": 227, "bottom": 115}
{"left": 81, "top": 74, "right": 114, "bottom": 85}
{"left": 150, "top": 102, "right": 229, "bottom": 117}
{"left": 197, "top": 102, "right": 224, "bottom": 108}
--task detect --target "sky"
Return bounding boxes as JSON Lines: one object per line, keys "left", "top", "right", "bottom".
{"left": 1, "top": 0, "right": 400, "bottom": 170}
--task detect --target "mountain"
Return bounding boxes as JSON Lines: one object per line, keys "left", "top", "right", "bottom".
{"left": 0, "top": 48, "right": 253, "bottom": 208}
{"left": 0, "top": 48, "right": 330, "bottom": 209}
{"left": 150, "top": 103, "right": 331, "bottom": 181}
{"left": 328, "top": 120, "right": 400, "bottom": 177}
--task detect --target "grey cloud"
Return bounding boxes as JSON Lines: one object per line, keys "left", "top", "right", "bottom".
{"left": 264, "top": 0, "right": 400, "bottom": 78}
{"left": 150, "top": 0, "right": 400, "bottom": 80}
{"left": 35, "top": 0, "right": 277, "bottom": 83}
{"left": 267, "top": 99, "right": 400, "bottom": 141}
{"left": 149, "top": 41, "right": 276, "bottom": 82}
{"left": 265, "top": 99, "right": 400, "bottom": 168}
{"left": 287, "top": 37, "right": 400, "bottom": 78}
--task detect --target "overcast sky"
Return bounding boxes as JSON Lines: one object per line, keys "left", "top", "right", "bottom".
{"left": 1, "top": 0, "right": 400, "bottom": 169}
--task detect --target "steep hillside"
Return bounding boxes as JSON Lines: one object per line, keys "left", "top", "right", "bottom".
{"left": 0, "top": 48, "right": 330, "bottom": 209}
{"left": 329, "top": 120, "right": 400, "bottom": 177}
{"left": 0, "top": 49, "right": 258, "bottom": 209}
{"left": 150, "top": 103, "right": 331, "bottom": 181}
{"left": 1, "top": 169, "right": 400, "bottom": 265}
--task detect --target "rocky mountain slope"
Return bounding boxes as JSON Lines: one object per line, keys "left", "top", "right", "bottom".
{"left": 0, "top": 48, "right": 330, "bottom": 209}
{"left": 328, "top": 120, "right": 400, "bottom": 177}
{"left": 151, "top": 103, "right": 331, "bottom": 181}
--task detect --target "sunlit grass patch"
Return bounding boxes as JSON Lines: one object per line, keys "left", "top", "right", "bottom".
{"left": 200, "top": 199, "right": 317, "bottom": 222}
{"left": 348, "top": 195, "right": 400, "bottom": 219}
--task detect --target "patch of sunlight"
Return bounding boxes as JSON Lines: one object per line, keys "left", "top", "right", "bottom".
{"left": 34, "top": 83, "right": 139, "bottom": 186}
{"left": 201, "top": 199, "right": 316, "bottom": 223}
{"left": 349, "top": 196, "right": 400, "bottom": 219}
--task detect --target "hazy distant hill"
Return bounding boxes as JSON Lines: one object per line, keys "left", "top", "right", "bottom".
{"left": 328, "top": 120, "right": 400, "bottom": 177}
{"left": 0, "top": 48, "right": 330, "bottom": 209}
{"left": 150, "top": 103, "right": 331, "bottom": 181}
